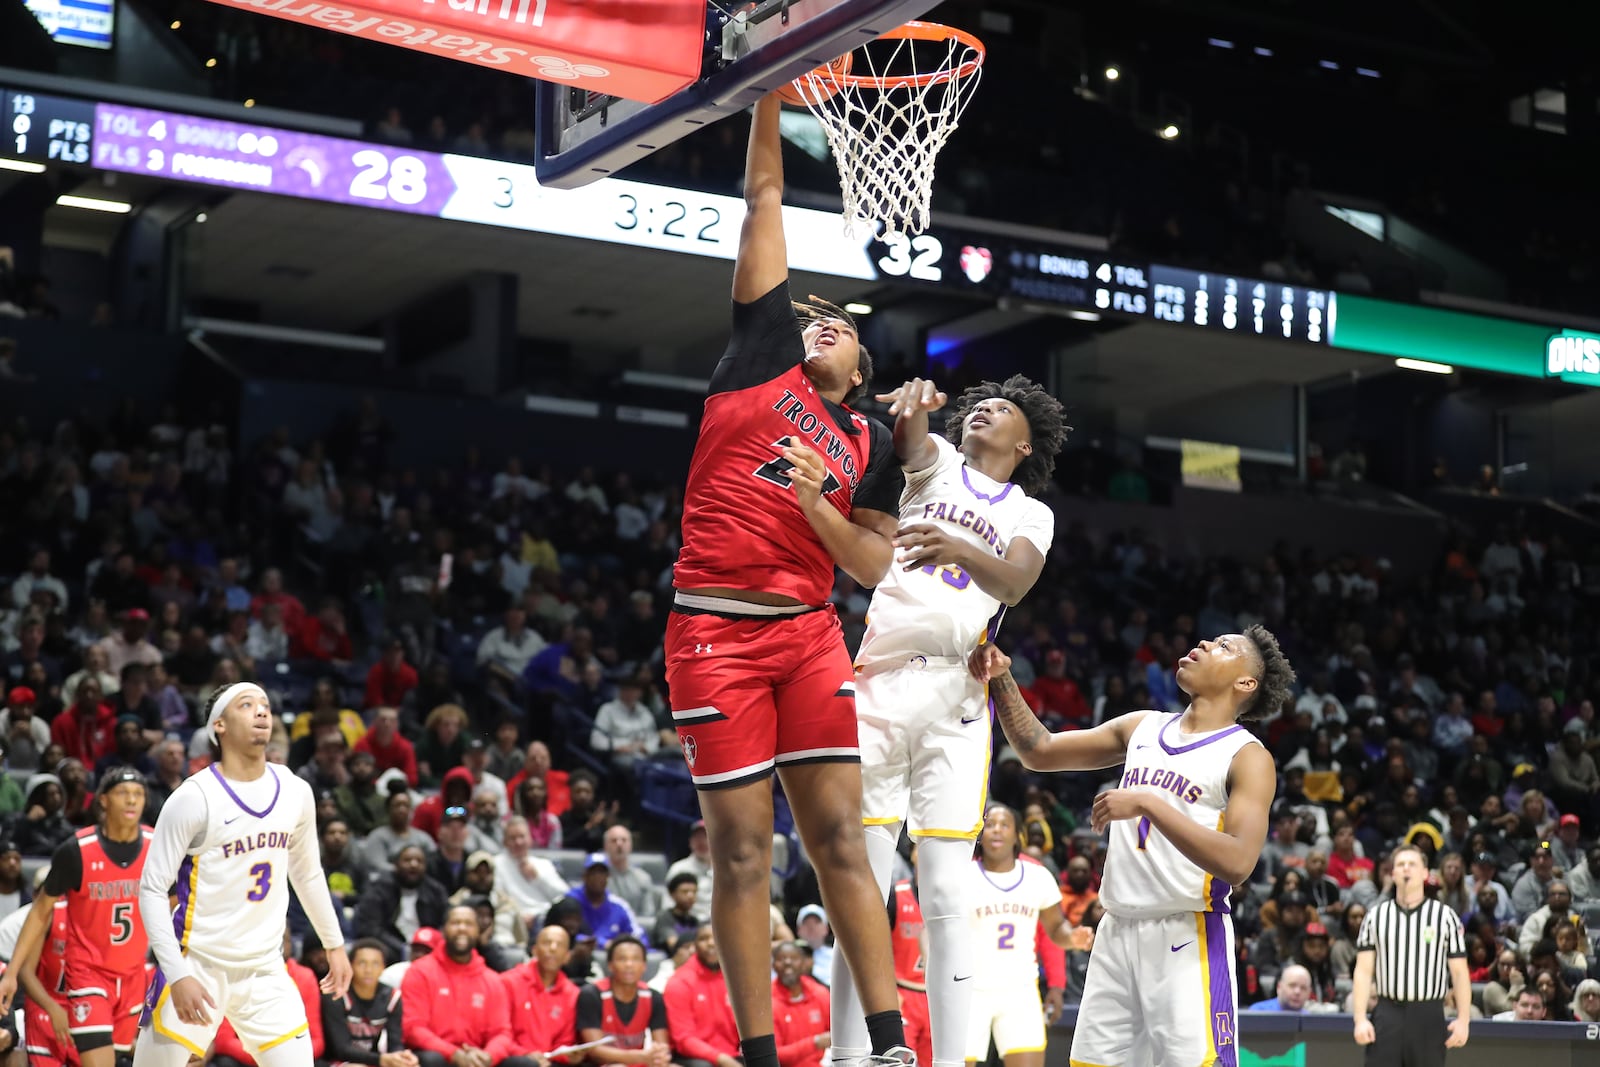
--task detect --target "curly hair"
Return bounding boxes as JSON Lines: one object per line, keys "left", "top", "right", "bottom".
{"left": 793, "top": 295, "right": 874, "bottom": 407}
{"left": 943, "top": 375, "right": 1069, "bottom": 496}
{"left": 1240, "top": 623, "right": 1296, "bottom": 722}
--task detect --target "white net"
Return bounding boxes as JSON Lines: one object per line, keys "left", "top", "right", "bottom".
{"left": 790, "top": 25, "right": 984, "bottom": 241}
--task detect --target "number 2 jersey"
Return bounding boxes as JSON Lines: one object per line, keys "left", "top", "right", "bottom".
{"left": 856, "top": 435, "right": 1054, "bottom": 669}
{"left": 965, "top": 859, "right": 1060, "bottom": 992}
{"left": 140, "top": 762, "right": 342, "bottom": 983}
{"left": 42, "top": 825, "right": 152, "bottom": 976}
{"left": 672, "top": 281, "right": 902, "bottom": 606}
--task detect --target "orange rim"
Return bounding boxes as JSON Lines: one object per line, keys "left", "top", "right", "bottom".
{"left": 797, "top": 21, "right": 985, "bottom": 93}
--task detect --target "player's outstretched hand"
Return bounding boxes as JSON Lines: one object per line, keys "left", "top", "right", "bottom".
{"left": 875, "top": 377, "right": 947, "bottom": 417}
{"left": 969, "top": 644, "right": 1011, "bottom": 682}
{"left": 0, "top": 969, "right": 17, "bottom": 1009}
{"left": 321, "top": 944, "right": 353, "bottom": 999}
{"left": 893, "top": 523, "right": 967, "bottom": 571}
{"left": 1090, "top": 788, "right": 1147, "bottom": 833}
{"left": 1445, "top": 1017, "right": 1468, "bottom": 1048}
{"left": 780, "top": 437, "right": 828, "bottom": 512}
{"left": 1352, "top": 1017, "right": 1375, "bottom": 1045}
{"left": 169, "top": 976, "right": 217, "bottom": 1027}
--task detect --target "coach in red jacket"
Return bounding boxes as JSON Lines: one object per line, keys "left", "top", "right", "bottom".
{"left": 771, "top": 942, "right": 830, "bottom": 1067}
{"left": 402, "top": 905, "right": 542, "bottom": 1067}
{"left": 663, "top": 924, "right": 740, "bottom": 1067}
{"left": 501, "top": 925, "right": 582, "bottom": 1060}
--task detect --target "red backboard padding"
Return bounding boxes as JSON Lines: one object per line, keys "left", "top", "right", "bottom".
{"left": 204, "top": 0, "right": 707, "bottom": 104}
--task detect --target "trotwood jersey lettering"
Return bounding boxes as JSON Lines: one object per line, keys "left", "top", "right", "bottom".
{"left": 771, "top": 389, "right": 859, "bottom": 485}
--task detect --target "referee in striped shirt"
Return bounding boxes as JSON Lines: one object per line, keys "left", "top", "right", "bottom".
{"left": 1351, "top": 845, "right": 1471, "bottom": 1065}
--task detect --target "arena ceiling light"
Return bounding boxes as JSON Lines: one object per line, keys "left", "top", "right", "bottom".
{"left": 0, "top": 158, "right": 47, "bottom": 174}
{"left": 844, "top": 301, "right": 873, "bottom": 315}
{"left": 1104, "top": 66, "right": 1120, "bottom": 81}
{"left": 56, "top": 194, "right": 133, "bottom": 213}
{"left": 1395, "top": 357, "right": 1454, "bottom": 375}
{"left": 1159, "top": 124, "right": 1181, "bottom": 140}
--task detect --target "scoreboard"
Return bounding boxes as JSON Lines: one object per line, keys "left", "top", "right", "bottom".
{"left": 4, "top": 88, "right": 94, "bottom": 165}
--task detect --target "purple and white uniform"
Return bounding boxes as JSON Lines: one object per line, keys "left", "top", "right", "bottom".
{"left": 138, "top": 762, "right": 343, "bottom": 1063}
{"left": 1072, "top": 711, "right": 1261, "bottom": 1067}
{"left": 963, "top": 858, "right": 1060, "bottom": 1059}
{"left": 856, "top": 434, "right": 1054, "bottom": 839}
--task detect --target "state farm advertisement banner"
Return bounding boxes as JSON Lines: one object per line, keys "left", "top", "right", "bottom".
{"left": 205, "top": 0, "right": 706, "bottom": 103}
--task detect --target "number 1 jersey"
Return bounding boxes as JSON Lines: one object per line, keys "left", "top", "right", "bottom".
{"left": 855, "top": 435, "right": 1053, "bottom": 669}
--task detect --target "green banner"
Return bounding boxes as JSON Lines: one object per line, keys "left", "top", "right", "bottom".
{"left": 1239, "top": 1042, "right": 1308, "bottom": 1067}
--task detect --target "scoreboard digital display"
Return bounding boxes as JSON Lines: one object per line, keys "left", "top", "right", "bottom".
{"left": 1150, "top": 266, "right": 1334, "bottom": 344}
{"left": 4, "top": 88, "right": 94, "bottom": 165}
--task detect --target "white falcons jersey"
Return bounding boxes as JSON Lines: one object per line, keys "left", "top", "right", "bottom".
{"left": 169, "top": 763, "right": 313, "bottom": 967}
{"left": 1098, "top": 711, "right": 1262, "bottom": 919}
{"left": 856, "top": 435, "right": 1053, "bottom": 668}
{"left": 965, "top": 858, "right": 1060, "bottom": 990}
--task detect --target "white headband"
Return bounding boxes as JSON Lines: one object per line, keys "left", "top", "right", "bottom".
{"left": 207, "top": 683, "right": 268, "bottom": 744}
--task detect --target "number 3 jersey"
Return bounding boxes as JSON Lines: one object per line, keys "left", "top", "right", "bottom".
{"left": 855, "top": 434, "right": 1054, "bottom": 670}
{"left": 144, "top": 762, "right": 322, "bottom": 978}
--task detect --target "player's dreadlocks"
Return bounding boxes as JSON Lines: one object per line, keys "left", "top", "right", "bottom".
{"left": 793, "top": 295, "right": 875, "bottom": 407}
{"left": 1239, "top": 623, "right": 1296, "bottom": 722}
{"left": 944, "top": 374, "right": 1069, "bottom": 496}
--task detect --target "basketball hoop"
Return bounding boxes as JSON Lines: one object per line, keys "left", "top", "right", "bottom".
{"left": 779, "top": 21, "right": 984, "bottom": 241}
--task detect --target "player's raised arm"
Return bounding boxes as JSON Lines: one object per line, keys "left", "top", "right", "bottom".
{"left": 875, "top": 377, "right": 947, "bottom": 470}
{"left": 973, "top": 646, "right": 1147, "bottom": 770}
{"left": 732, "top": 95, "right": 788, "bottom": 304}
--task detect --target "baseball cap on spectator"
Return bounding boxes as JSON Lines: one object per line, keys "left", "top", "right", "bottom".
{"left": 1512, "top": 763, "right": 1538, "bottom": 779}
{"left": 442, "top": 805, "right": 469, "bottom": 823}
{"left": 1473, "top": 852, "right": 1497, "bottom": 868}
{"left": 115, "top": 712, "right": 143, "bottom": 730}
{"left": 1303, "top": 922, "right": 1329, "bottom": 939}
{"left": 0, "top": 840, "right": 18, "bottom": 857}
{"left": 1278, "top": 891, "right": 1309, "bottom": 909}
{"left": 1563, "top": 719, "right": 1587, "bottom": 737}
{"left": 584, "top": 852, "right": 609, "bottom": 871}
{"left": 411, "top": 928, "right": 445, "bottom": 951}
{"left": 6, "top": 687, "right": 34, "bottom": 707}
{"left": 123, "top": 608, "right": 149, "bottom": 621}
{"left": 797, "top": 904, "right": 828, "bottom": 925}
{"left": 466, "top": 850, "right": 495, "bottom": 870}
{"left": 1561, "top": 814, "right": 1581, "bottom": 828}
{"left": 465, "top": 737, "right": 487, "bottom": 753}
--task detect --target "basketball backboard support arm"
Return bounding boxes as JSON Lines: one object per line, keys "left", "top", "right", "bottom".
{"left": 534, "top": 0, "right": 940, "bottom": 189}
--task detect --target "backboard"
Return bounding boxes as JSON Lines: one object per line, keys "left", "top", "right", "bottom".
{"left": 534, "top": 0, "right": 941, "bottom": 189}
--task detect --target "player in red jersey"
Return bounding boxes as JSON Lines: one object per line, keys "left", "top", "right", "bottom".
{"left": 888, "top": 878, "right": 931, "bottom": 1067}
{"left": 11, "top": 899, "right": 79, "bottom": 1067}
{"left": 665, "top": 93, "right": 910, "bottom": 1067}
{"left": 0, "top": 768, "right": 151, "bottom": 1067}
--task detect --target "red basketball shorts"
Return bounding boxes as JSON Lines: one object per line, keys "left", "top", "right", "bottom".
{"left": 25, "top": 999, "right": 80, "bottom": 1067}
{"left": 65, "top": 965, "right": 144, "bottom": 1051}
{"left": 664, "top": 604, "right": 859, "bottom": 789}
{"left": 899, "top": 987, "right": 932, "bottom": 1067}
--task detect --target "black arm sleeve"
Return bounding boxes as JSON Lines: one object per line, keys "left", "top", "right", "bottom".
{"left": 851, "top": 418, "right": 906, "bottom": 517}
{"left": 574, "top": 984, "right": 603, "bottom": 1032}
{"left": 42, "top": 837, "right": 83, "bottom": 897}
{"left": 709, "top": 281, "right": 804, "bottom": 395}
{"left": 647, "top": 993, "right": 669, "bottom": 1031}
{"left": 321, "top": 994, "right": 380, "bottom": 1067}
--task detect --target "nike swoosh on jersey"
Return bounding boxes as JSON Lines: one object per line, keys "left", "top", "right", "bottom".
{"left": 1170, "top": 941, "right": 1194, "bottom": 952}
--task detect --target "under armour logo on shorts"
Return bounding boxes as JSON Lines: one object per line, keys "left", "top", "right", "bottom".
{"left": 695, "top": 643, "right": 713, "bottom": 654}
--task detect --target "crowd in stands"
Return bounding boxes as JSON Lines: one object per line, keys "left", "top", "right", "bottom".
{"left": 1, "top": 367, "right": 1599, "bottom": 1047}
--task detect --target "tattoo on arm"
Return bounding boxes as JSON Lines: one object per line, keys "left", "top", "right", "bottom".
{"left": 992, "top": 672, "right": 1047, "bottom": 754}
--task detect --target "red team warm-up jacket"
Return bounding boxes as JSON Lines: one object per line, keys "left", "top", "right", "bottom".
{"left": 402, "top": 950, "right": 517, "bottom": 1062}
{"left": 663, "top": 954, "right": 741, "bottom": 1062}
{"left": 771, "top": 975, "right": 831, "bottom": 1067}
{"left": 501, "top": 963, "right": 581, "bottom": 1057}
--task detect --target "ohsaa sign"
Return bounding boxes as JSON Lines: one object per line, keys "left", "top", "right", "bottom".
{"left": 205, "top": 0, "right": 707, "bottom": 103}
